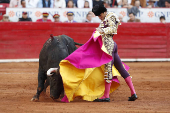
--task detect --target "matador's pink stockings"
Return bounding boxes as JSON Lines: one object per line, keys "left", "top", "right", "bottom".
{"left": 99, "top": 81, "right": 112, "bottom": 99}
{"left": 125, "top": 76, "right": 136, "bottom": 96}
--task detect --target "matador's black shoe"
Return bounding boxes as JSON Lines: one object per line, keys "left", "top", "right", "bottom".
{"left": 128, "top": 94, "right": 138, "bottom": 101}
{"left": 93, "top": 98, "right": 110, "bottom": 102}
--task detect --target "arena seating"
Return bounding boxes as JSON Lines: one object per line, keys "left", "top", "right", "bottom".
{"left": 0, "top": 22, "right": 169, "bottom": 59}
{"left": 0, "top": 3, "right": 9, "bottom": 8}
{"left": 0, "top": 3, "right": 9, "bottom": 20}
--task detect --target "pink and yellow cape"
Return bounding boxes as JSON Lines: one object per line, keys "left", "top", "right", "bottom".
{"left": 59, "top": 31, "right": 129, "bottom": 102}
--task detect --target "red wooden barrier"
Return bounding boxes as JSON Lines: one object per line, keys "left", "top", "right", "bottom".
{"left": 0, "top": 22, "right": 169, "bottom": 59}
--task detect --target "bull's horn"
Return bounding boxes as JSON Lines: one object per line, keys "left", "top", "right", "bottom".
{"left": 47, "top": 68, "right": 58, "bottom": 76}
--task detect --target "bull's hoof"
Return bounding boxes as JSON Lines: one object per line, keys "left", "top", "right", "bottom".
{"left": 59, "top": 93, "right": 64, "bottom": 100}
{"left": 31, "top": 97, "right": 39, "bottom": 102}
{"left": 31, "top": 94, "right": 39, "bottom": 102}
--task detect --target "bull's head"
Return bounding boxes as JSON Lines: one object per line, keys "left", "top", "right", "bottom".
{"left": 47, "top": 68, "right": 64, "bottom": 100}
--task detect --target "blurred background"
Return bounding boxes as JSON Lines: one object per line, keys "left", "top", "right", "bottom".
{"left": 0, "top": 0, "right": 170, "bottom": 61}
{"left": 0, "top": 0, "right": 170, "bottom": 22}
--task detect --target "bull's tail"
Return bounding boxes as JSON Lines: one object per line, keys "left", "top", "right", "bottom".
{"left": 74, "top": 42, "right": 83, "bottom": 46}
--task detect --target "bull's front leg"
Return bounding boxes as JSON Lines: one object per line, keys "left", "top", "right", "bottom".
{"left": 31, "top": 70, "right": 46, "bottom": 102}
{"left": 59, "top": 88, "right": 65, "bottom": 100}
{"left": 43, "top": 78, "right": 49, "bottom": 93}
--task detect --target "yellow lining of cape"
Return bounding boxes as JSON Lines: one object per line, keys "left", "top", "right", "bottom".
{"left": 59, "top": 60, "right": 122, "bottom": 102}
{"left": 93, "top": 31, "right": 101, "bottom": 38}
{"left": 93, "top": 31, "right": 110, "bottom": 55}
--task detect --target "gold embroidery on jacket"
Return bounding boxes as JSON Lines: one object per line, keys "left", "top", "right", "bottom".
{"left": 99, "top": 12, "right": 119, "bottom": 80}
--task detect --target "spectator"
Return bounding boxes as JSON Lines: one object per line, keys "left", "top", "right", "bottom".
{"left": 38, "top": 0, "right": 54, "bottom": 8}
{"left": 19, "top": 11, "right": 32, "bottom": 21}
{"left": 77, "top": 0, "right": 92, "bottom": 8}
{"left": 36, "top": 12, "right": 52, "bottom": 22}
{"left": 84, "top": 1, "right": 90, "bottom": 8}
{"left": 88, "top": 11, "right": 95, "bottom": 16}
{"left": 147, "top": 0, "right": 156, "bottom": 8}
{"left": 64, "top": 11, "right": 77, "bottom": 23}
{"left": 26, "top": 0, "right": 39, "bottom": 8}
{"left": 9, "top": 0, "right": 21, "bottom": 8}
{"left": 118, "top": 15, "right": 123, "bottom": 22}
{"left": 0, "top": 0, "right": 10, "bottom": 3}
{"left": 103, "top": 0, "right": 111, "bottom": 8}
{"left": 157, "top": 0, "right": 166, "bottom": 7}
{"left": 127, "top": 0, "right": 140, "bottom": 16}
{"left": 123, "top": 0, "right": 130, "bottom": 7}
{"left": 20, "top": 0, "right": 26, "bottom": 8}
{"left": 0, "top": 14, "right": 11, "bottom": 22}
{"left": 54, "top": 0, "right": 66, "bottom": 8}
{"left": 127, "top": 5, "right": 140, "bottom": 16}
{"left": 117, "top": 0, "right": 131, "bottom": 6}
{"left": 83, "top": 13, "right": 93, "bottom": 22}
{"left": 88, "top": 11, "right": 99, "bottom": 22}
{"left": 165, "top": 0, "right": 170, "bottom": 7}
{"left": 66, "top": 0, "right": 77, "bottom": 7}
{"left": 66, "top": 0, "right": 75, "bottom": 8}
{"left": 146, "top": 0, "right": 158, "bottom": 8}
{"left": 127, "top": 12, "right": 140, "bottom": 22}
{"left": 111, "top": 0, "right": 118, "bottom": 7}
{"left": 53, "top": 14, "right": 61, "bottom": 22}
{"left": 134, "top": 0, "right": 141, "bottom": 8}
{"left": 117, "top": 0, "right": 132, "bottom": 8}
{"left": 160, "top": 16, "right": 166, "bottom": 23}
{"left": 93, "top": 0, "right": 103, "bottom": 7}
{"left": 131, "top": 0, "right": 146, "bottom": 7}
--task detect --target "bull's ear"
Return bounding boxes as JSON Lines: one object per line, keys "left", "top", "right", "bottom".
{"left": 47, "top": 68, "right": 58, "bottom": 76}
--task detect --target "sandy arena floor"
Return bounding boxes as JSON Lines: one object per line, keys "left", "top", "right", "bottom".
{"left": 0, "top": 62, "right": 169, "bottom": 113}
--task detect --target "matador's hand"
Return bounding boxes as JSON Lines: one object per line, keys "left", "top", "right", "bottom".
{"left": 96, "top": 28, "right": 104, "bottom": 34}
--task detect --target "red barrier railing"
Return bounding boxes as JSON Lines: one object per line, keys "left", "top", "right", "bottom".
{"left": 0, "top": 22, "right": 169, "bottom": 59}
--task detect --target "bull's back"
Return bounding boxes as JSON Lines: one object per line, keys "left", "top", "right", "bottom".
{"left": 39, "top": 35, "right": 77, "bottom": 72}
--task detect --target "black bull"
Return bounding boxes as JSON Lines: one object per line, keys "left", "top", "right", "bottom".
{"left": 31, "top": 35, "right": 83, "bottom": 101}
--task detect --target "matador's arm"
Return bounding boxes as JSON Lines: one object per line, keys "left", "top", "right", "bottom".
{"left": 101, "top": 15, "right": 119, "bottom": 35}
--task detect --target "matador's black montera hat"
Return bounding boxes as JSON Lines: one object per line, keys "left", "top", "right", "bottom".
{"left": 92, "top": 4, "right": 107, "bottom": 16}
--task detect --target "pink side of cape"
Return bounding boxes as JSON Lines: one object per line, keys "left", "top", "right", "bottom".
{"left": 65, "top": 31, "right": 113, "bottom": 69}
